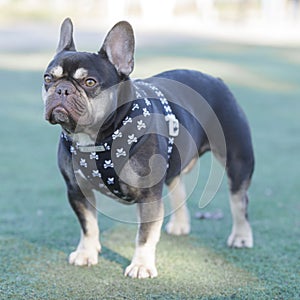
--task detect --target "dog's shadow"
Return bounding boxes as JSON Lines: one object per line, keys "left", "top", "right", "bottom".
{"left": 100, "top": 245, "right": 130, "bottom": 269}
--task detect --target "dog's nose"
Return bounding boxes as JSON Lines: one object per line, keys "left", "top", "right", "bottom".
{"left": 56, "top": 87, "right": 69, "bottom": 96}
{"left": 55, "top": 82, "right": 75, "bottom": 96}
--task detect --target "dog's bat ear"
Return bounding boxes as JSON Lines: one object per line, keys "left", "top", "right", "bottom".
{"left": 57, "top": 18, "right": 76, "bottom": 53}
{"left": 100, "top": 21, "right": 135, "bottom": 77}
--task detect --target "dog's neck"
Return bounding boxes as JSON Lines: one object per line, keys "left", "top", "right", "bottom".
{"left": 67, "top": 79, "right": 136, "bottom": 147}
{"left": 96, "top": 79, "right": 135, "bottom": 141}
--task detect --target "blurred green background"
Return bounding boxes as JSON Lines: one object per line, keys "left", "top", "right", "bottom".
{"left": 0, "top": 1, "right": 300, "bottom": 299}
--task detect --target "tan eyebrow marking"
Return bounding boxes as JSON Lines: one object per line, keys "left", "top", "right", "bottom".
{"left": 73, "top": 68, "right": 88, "bottom": 80}
{"left": 50, "top": 66, "right": 64, "bottom": 78}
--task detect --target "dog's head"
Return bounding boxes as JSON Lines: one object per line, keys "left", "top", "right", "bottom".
{"left": 42, "top": 18, "right": 135, "bottom": 134}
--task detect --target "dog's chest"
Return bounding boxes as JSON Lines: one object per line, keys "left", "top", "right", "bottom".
{"left": 61, "top": 82, "right": 179, "bottom": 202}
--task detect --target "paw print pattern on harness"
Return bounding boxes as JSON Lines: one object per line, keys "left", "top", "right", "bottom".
{"left": 104, "top": 160, "right": 114, "bottom": 169}
{"left": 112, "top": 130, "right": 122, "bottom": 140}
{"left": 137, "top": 120, "right": 146, "bottom": 130}
{"left": 92, "top": 170, "right": 101, "bottom": 178}
{"left": 116, "top": 148, "right": 126, "bottom": 158}
{"left": 127, "top": 134, "right": 137, "bottom": 145}
{"left": 63, "top": 82, "right": 179, "bottom": 202}
{"left": 123, "top": 116, "right": 132, "bottom": 126}
{"left": 80, "top": 158, "right": 87, "bottom": 168}
{"left": 90, "top": 152, "right": 99, "bottom": 160}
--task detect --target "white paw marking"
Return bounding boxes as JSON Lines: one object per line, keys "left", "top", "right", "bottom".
{"left": 165, "top": 219, "right": 190, "bottom": 236}
{"left": 124, "top": 244, "right": 158, "bottom": 279}
{"left": 227, "top": 223, "right": 253, "bottom": 248}
{"left": 124, "top": 263, "right": 158, "bottom": 279}
{"left": 69, "top": 249, "right": 98, "bottom": 266}
{"left": 69, "top": 241, "right": 101, "bottom": 266}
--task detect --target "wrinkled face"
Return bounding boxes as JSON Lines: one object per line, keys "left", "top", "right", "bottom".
{"left": 42, "top": 51, "right": 121, "bottom": 133}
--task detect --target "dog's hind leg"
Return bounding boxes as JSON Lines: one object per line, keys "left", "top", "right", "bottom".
{"left": 165, "top": 176, "right": 191, "bottom": 236}
{"left": 225, "top": 155, "right": 254, "bottom": 248}
{"left": 227, "top": 186, "right": 253, "bottom": 248}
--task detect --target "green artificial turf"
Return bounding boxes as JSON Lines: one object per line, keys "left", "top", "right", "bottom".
{"left": 0, "top": 36, "right": 299, "bottom": 299}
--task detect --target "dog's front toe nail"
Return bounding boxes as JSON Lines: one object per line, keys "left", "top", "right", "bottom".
{"left": 69, "top": 249, "right": 99, "bottom": 266}
{"left": 165, "top": 221, "right": 190, "bottom": 236}
{"left": 137, "top": 266, "right": 149, "bottom": 279}
{"left": 125, "top": 265, "right": 138, "bottom": 278}
{"left": 125, "top": 264, "right": 157, "bottom": 279}
{"left": 227, "top": 232, "right": 253, "bottom": 248}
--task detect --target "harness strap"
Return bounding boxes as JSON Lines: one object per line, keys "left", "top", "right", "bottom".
{"left": 61, "top": 82, "right": 179, "bottom": 201}
{"left": 135, "top": 81, "right": 179, "bottom": 162}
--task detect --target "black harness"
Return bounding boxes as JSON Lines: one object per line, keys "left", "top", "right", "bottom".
{"left": 61, "top": 81, "right": 179, "bottom": 203}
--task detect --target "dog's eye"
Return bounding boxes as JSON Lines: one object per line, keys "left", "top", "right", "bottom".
{"left": 44, "top": 74, "right": 52, "bottom": 84}
{"left": 85, "top": 78, "right": 97, "bottom": 87}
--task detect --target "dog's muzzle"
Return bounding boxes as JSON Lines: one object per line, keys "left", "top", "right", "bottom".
{"left": 45, "top": 81, "right": 77, "bottom": 125}
{"left": 50, "top": 106, "right": 70, "bottom": 124}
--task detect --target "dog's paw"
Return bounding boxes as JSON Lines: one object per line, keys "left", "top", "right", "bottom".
{"left": 227, "top": 226, "right": 253, "bottom": 248}
{"left": 69, "top": 244, "right": 101, "bottom": 266}
{"left": 124, "top": 263, "right": 158, "bottom": 279}
{"left": 165, "top": 219, "right": 190, "bottom": 236}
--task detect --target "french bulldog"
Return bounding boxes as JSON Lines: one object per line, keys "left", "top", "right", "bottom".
{"left": 42, "top": 18, "right": 254, "bottom": 279}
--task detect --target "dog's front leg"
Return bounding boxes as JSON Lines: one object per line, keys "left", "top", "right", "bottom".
{"left": 59, "top": 143, "right": 101, "bottom": 266}
{"left": 67, "top": 184, "right": 101, "bottom": 266}
{"left": 125, "top": 199, "right": 164, "bottom": 279}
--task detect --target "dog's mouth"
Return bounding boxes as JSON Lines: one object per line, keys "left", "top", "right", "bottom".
{"left": 46, "top": 105, "right": 77, "bottom": 133}
{"left": 49, "top": 106, "right": 69, "bottom": 125}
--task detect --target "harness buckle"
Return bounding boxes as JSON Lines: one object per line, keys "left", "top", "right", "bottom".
{"left": 78, "top": 145, "right": 106, "bottom": 153}
{"left": 165, "top": 114, "right": 179, "bottom": 137}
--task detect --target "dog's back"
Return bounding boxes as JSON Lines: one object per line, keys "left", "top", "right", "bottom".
{"left": 152, "top": 69, "right": 254, "bottom": 189}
